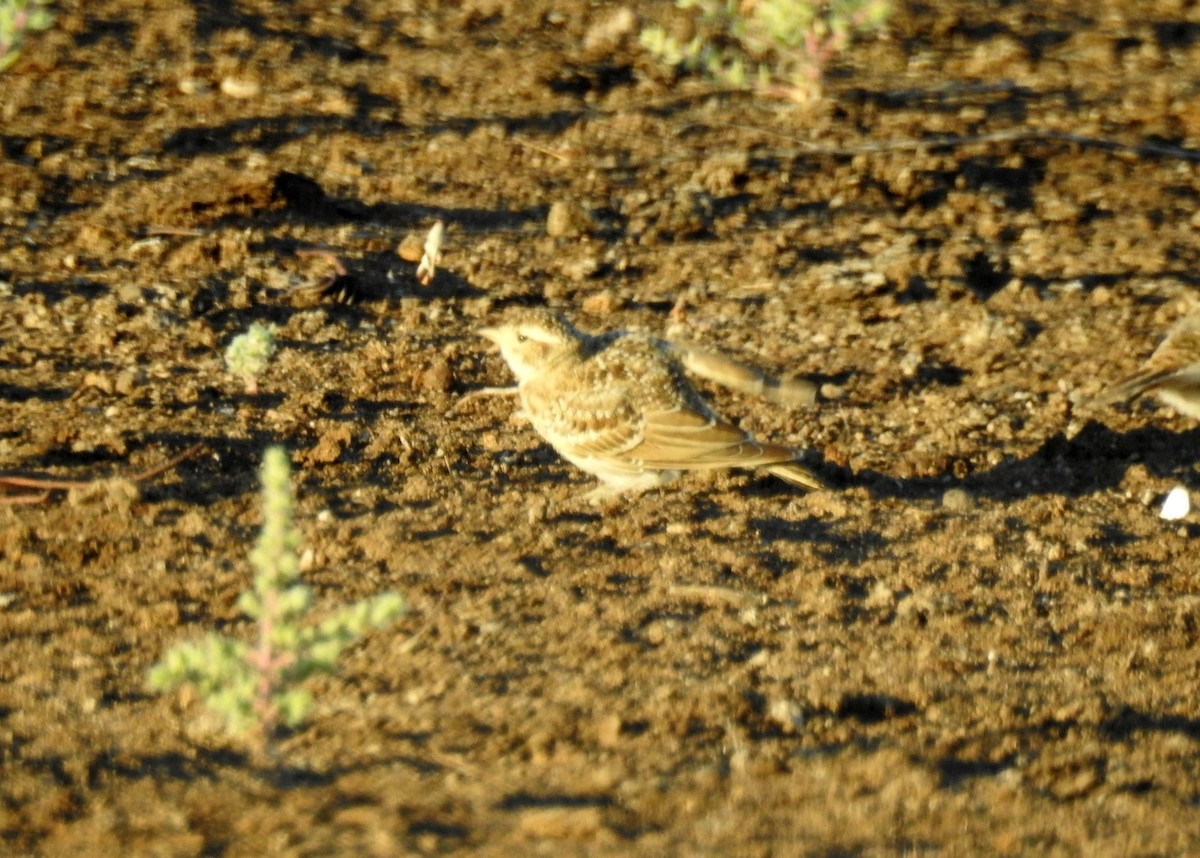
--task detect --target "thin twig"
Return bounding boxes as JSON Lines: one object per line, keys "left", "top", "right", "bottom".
{"left": 141, "top": 226, "right": 206, "bottom": 238}
{"left": 512, "top": 137, "right": 572, "bottom": 162}
{"left": 0, "top": 491, "right": 50, "bottom": 506}
{"left": 0, "top": 443, "right": 205, "bottom": 497}
{"left": 129, "top": 442, "right": 206, "bottom": 482}
{"left": 0, "top": 474, "right": 90, "bottom": 491}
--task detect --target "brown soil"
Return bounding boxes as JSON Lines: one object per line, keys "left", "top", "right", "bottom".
{"left": 4, "top": 0, "right": 1200, "bottom": 855}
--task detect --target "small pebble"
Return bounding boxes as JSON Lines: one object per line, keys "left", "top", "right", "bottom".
{"left": 114, "top": 370, "right": 137, "bottom": 396}
{"left": 562, "top": 255, "right": 601, "bottom": 281}
{"left": 546, "top": 200, "right": 591, "bottom": 238}
{"left": 581, "top": 289, "right": 620, "bottom": 316}
{"left": 419, "top": 357, "right": 454, "bottom": 393}
{"left": 582, "top": 7, "right": 637, "bottom": 54}
{"left": 397, "top": 233, "right": 424, "bottom": 262}
{"left": 116, "top": 283, "right": 142, "bottom": 304}
{"left": 942, "top": 487, "right": 976, "bottom": 512}
{"left": 220, "top": 77, "right": 261, "bottom": 99}
{"left": 1160, "top": 485, "right": 1190, "bottom": 521}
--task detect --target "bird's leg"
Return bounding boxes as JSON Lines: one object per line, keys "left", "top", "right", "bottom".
{"left": 445, "top": 385, "right": 519, "bottom": 416}
{"left": 580, "top": 484, "right": 623, "bottom": 505}
{"left": 577, "top": 471, "right": 676, "bottom": 506}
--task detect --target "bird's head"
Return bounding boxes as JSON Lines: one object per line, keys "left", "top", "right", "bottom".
{"left": 478, "top": 309, "right": 585, "bottom": 383}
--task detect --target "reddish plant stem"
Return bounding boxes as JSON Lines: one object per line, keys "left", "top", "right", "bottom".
{"left": 249, "top": 588, "right": 280, "bottom": 758}
{"left": 245, "top": 585, "right": 298, "bottom": 759}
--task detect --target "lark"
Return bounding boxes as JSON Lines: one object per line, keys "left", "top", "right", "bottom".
{"left": 476, "top": 308, "right": 825, "bottom": 500}
{"left": 1091, "top": 314, "right": 1200, "bottom": 419}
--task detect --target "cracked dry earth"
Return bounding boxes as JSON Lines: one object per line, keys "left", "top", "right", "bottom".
{"left": 4, "top": 0, "right": 1200, "bottom": 855}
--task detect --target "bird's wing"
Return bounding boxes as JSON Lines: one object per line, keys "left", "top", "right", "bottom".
{"left": 1091, "top": 366, "right": 1180, "bottom": 406}
{"left": 633, "top": 405, "right": 797, "bottom": 470}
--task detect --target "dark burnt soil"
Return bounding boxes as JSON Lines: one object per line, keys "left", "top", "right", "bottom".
{"left": 3, "top": 0, "right": 1200, "bottom": 855}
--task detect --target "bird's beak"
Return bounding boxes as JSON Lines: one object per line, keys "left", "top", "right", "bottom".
{"left": 477, "top": 326, "right": 501, "bottom": 344}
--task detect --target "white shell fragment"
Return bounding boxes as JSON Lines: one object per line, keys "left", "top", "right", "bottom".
{"left": 1160, "top": 485, "right": 1190, "bottom": 521}
{"left": 416, "top": 220, "right": 445, "bottom": 285}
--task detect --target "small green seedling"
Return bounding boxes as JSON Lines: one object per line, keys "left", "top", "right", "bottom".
{"left": 224, "top": 322, "right": 277, "bottom": 394}
{"left": 0, "top": 0, "right": 53, "bottom": 71}
{"left": 641, "top": 0, "right": 891, "bottom": 102}
{"left": 148, "top": 446, "right": 406, "bottom": 760}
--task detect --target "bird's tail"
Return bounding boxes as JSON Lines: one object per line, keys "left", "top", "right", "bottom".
{"left": 763, "top": 461, "right": 826, "bottom": 491}
{"left": 1085, "top": 368, "right": 1172, "bottom": 409}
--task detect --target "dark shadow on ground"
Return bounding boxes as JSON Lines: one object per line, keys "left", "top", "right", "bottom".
{"left": 833, "top": 421, "right": 1200, "bottom": 502}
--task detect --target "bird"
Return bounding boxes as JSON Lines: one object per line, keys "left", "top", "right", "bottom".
{"left": 1090, "top": 313, "right": 1200, "bottom": 419}
{"left": 476, "top": 308, "right": 826, "bottom": 500}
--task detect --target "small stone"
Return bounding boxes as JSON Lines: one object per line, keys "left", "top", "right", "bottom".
{"left": 80, "top": 372, "right": 114, "bottom": 395}
{"left": 1160, "top": 486, "right": 1190, "bottom": 521}
{"left": 546, "top": 200, "right": 591, "bottom": 238}
{"left": 114, "top": 370, "right": 138, "bottom": 396}
{"left": 562, "top": 255, "right": 601, "bottom": 281}
{"left": 595, "top": 713, "right": 623, "bottom": 748}
{"left": 582, "top": 7, "right": 637, "bottom": 54}
{"left": 942, "top": 488, "right": 975, "bottom": 512}
{"left": 178, "top": 77, "right": 210, "bottom": 95}
{"left": 480, "top": 432, "right": 504, "bottom": 452}
{"left": 116, "top": 283, "right": 143, "bottom": 304}
{"left": 419, "top": 357, "right": 454, "bottom": 393}
{"left": 644, "top": 621, "right": 667, "bottom": 646}
{"left": 517, "top": 807, "right": 603, "bottom": 840}
{"left": 397, "top": 233, "right": 424, "bottom": 262}
{"left": 220, "top": 77, "right": 261, "bottom": 99}
{"left": 865, "top": 581, "right": 895, "bottom": 609}
{"left": 581, "top": 289, "right": 620, "bottom": 316}
{"left": 766, "top": 699, "right": 806, "bottom": 732}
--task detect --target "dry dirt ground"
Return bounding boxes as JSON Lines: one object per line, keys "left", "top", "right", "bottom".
{"left": 3, "top": 0, "right": 1200, "bottom": 855}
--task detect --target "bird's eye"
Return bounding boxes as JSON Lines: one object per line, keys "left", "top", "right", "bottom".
{"left": 516, "top": 334, "right": 528, "bottom": 343}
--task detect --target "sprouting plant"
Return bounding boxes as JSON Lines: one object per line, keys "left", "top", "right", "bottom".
{"left": 224, "top": 322, "right": 277, "bottom": 394}
{"left": 148, "top": 446, "right": 406, "bottom": 761}
{"left": 0, "top": 0, "right": 53, "bottom": 71}
{"left": 640, "top": 0, "right": 891, "bottom": 103}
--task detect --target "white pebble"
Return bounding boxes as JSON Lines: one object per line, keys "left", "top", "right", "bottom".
{"left": 1160, "top": 486, "right": 1190, "bottom": 521}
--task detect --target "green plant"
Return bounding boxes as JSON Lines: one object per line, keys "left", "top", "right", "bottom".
{"left": 640, "top": 0, "right": 891, "bottom": 102}
{"left": 148, "top": 446, "right": 406, "bottom": 760}
{"left": 224, "top": 322, "right": 277, "bottom": 394}
{"left": 0, "top": 0, "right": 53, "bottom": 71}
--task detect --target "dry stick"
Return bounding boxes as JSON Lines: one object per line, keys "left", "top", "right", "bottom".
{"left": 0, "top": 491, "right": 50, "bottom": 506}
{"left": 0, "top": 443, "right": 205, "bottom": 497}
{"left": 128, "top": 442, "right": 207, "bottom": 482}
{"left": 511, "top": 137, "right": 572, "bottom": 162}
{"left": 141, "top": 226, "right": 206, "bottom": 238}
